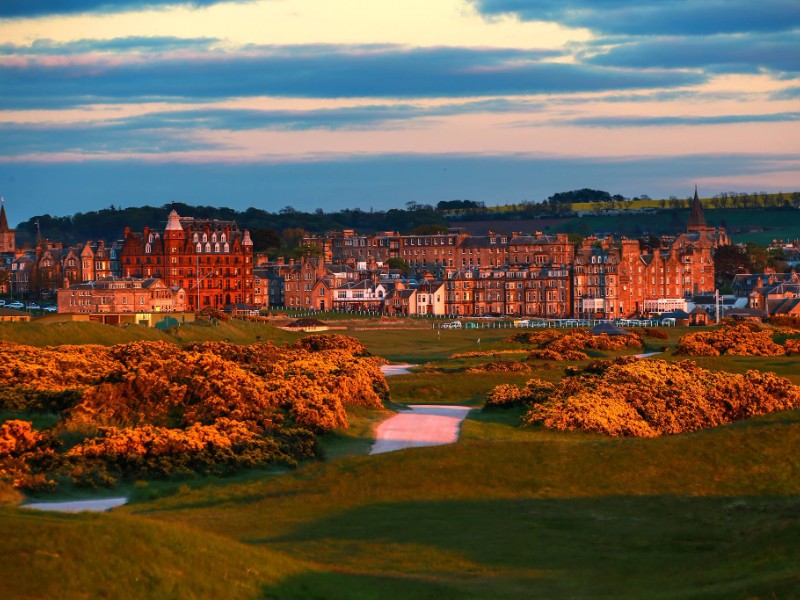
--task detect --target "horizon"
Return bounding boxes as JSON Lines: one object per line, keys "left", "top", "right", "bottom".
{"left": 1, "top": 1, "right": 798, "bottom": 225}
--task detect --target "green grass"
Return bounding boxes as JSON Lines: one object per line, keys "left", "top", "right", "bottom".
{"left": 0, "top": 508, "right": 310, "bottom": 599}
{"left": 4, "top": 322, "right": 800, "bottom": 597}
{"left": 118, "top": 408, "right": 800, "bottom": 598}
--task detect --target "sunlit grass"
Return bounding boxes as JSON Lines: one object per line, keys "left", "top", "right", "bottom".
{"left": 4, "top": 320, "right": 800, "bottom": 597}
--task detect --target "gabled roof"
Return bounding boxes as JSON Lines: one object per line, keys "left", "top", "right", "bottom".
{"left": 768, "top": 297, "right": 800, "bottom": 315}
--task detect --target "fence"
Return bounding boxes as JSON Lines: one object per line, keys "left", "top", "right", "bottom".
{"left": 260, "top": 307, "right": 676, "bottom": 330}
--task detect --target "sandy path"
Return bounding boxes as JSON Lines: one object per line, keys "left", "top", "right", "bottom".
{"left": 370, "top": 405, "right": 472, "bottom": 455}
{"left": 23, "top": 497, "right": 128, "bottom": 513}
{"left": 633, "top": 351, "right": 662, "bottom": 358}
{"left": 379, "top": 363, "right": 417, "bottom": 376}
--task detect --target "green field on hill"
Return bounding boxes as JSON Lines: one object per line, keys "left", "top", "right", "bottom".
{"left": 2, "top": 319, "right": 799, "bottom": 598}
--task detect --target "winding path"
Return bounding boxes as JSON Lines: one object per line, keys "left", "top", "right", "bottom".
{"left": 370, "top": 405, "right": 472, "bottom": 455}
{"left": 23, "top": 497, "right": 128, "bottom": 513}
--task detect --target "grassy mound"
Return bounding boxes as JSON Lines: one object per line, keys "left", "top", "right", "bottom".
{"left": 0, "top": 508, "right": 307, "bottom": 599}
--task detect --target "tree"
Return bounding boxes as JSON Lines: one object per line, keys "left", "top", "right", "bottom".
{"left": 287, "top": 244, "right": 322, "bottom": 259}
{"left": 713, "top": 245, "right": 750, "bottom": 288}
{"left": 386, "top": 257, "right": 411, "bottom": 276}
{"left": 249, "top": 228, "right": 282, "bottom": 253}
{"left": 281, "top": 227, "right": 307, "bottom": 249}
{"left": 410, "top": 224, "right": 448, "bottom": 235}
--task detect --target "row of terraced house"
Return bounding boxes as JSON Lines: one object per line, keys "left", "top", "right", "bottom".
{"left": 264, "top": 191, "right": 729, "bottom": 318}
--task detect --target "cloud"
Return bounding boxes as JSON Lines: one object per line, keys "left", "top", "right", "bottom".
{"left": 0, "top": 99, "right": 548, "bottom": 155}
{"left": 0, "top": 122, "right": 221, "bottom": 155}
{"left": 0, "top": 0, "right": 248, "bottom": 18}
{"left": 0, "top": 37, "right": 221, "bottom": 56}
{"left": 558, "top": 112, "right": 800, "bottom": 128}
{"left": 772, "top": 87, "right": 800, "bottom": 100}
{"left": 471, "top": 0, "right": 800, "bottom": 36}
{"left": 585, "top": 31, "right": 800, "bottom": 74}
{"left": 0, "top": 45, "right": 705, "bottom": 109}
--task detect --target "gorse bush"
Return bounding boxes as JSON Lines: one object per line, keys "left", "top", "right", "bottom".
{"left": 465, "top": 360, "right": 531, "bottom": 374}
{"left": 0, "top": 335, "right": 387, "bottom": 490}
{"left": 507, "top": 329, "right": 642, "bottom": 361}
{"left": 486, "top": 357, "right": 800, "bottom": 437}
{"left": 675, "top": 324, "right": 787, "bottom": 356}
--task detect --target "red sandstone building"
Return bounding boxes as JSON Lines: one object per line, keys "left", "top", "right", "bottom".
{"left": 57, "top": 276, "right": 186, "bottom": 314}
{"left": 120, "top": 210, "right": 254, "bottom": 310}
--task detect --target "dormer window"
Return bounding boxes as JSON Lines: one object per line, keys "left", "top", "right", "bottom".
{"left": 221, "top": 233, "right": 227, "bottom": 243}
{"left": 193, "top": 233, "right": 198, "bottom": 243}
{"left": 196, "top": 243, "right": 202, "bottom": 253}
{"left": 145, "top": 243, "right": 151, "bottom": 254}
{"left": 202, "top": 233, "right": 208, "bottom": 243}
{"left": 205, "top": 243, "right": 211, "bottom": 253}
{"left": 211, "top": 233, "right": 217, "bottom": 243}
{"left": 224, "top": 243, "right": 230, "bottom": 253}
{"left": 214, "top": 243, "right": 220, "bottom": 253}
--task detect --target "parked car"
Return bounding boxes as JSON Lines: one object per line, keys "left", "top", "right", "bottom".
{"left": 26, "top": 303, "right": 41, "bottom": 310}
{"left": 0, "top": 300, "right": 5, "bottom": 306}
{"left": 43, "top": 305, "right": 58, "bottom": 313}
{"left": 514, "top": 319, "right": 531, "bottom": 328}
{"left": 7, "top": 301, "right": 24, "bottom": 309}
{"left": 441, "top": 321, "right": 462, "bottom": 329}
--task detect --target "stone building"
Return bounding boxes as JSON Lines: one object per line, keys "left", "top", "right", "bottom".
{"left": 57, "top": 276, "right": 186, "bottom": 314}
{"left": 120, "top": 210, "right": 254, "bottom": 310}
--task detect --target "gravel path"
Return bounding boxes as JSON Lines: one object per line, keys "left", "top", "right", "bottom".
{"left": 23, "top": 497, "right": 128, "bottom": 513}
{"left": 379, "top": 363, "right": 417, "bottom": 376}
{"left": 370, "top": 405, "right": 472, "bottom": 455}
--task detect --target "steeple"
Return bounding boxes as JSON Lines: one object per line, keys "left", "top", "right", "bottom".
{"left": 687, "top": 185, "right": 707, "bottom": 231}
{"left": 0, "top": 197, "right": 17, "bottom": 253}
{"left": 165, "top": 209, "right": 183, "bottom": 232}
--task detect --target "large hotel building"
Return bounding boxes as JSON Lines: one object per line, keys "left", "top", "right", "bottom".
{"left": 119, "top": 210, "right": 254, "bottom": 310}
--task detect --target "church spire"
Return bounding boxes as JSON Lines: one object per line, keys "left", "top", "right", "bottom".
{"left": 0, "top": 197, "right": 9, "bottom": 232}
{"left": 687, "top": 185, "right": 707, "bottom": 231}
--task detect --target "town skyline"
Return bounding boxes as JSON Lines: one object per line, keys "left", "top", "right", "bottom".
{"left": 1, "top": 0, "right": 798, "bottom": 223}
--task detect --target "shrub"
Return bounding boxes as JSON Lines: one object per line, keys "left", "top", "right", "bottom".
{"left": 0, "top": 420, "right": 59, "bottom": 491}
{"left": 521, "top": 358, "right": 800, "bottom": 437}
{"left": 0, "top": 339, "right": 388, "bottom": 489}
{"left": 675, "top": 325, "right": 784, "bottom": 356}
{"left": 294, "top": 334, "right": 369, "bottom": 356}
{"left": 484, "top": 378, "right": 555, "bottom": 408}
{"left": 465, "top": 360, "right": 531, "bottom": 374}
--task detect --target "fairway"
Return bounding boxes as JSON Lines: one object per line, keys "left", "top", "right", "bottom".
{"left": 2, "top": 320, "right": 800, "bottom": 598}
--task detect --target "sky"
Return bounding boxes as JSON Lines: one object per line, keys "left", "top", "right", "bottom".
{"left": 1, "top": 0, "right": 799, "bottom": 225}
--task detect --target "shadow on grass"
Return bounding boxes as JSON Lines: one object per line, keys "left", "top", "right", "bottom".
{"left": 261, "top": 570, "right": 469, "bottom": 600}
{"left": 257, "top": 495, "right": 800, "bottom": 599}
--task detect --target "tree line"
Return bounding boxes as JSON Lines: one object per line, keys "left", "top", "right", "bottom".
{"left": 13, "top": 189, "right": 800, "bottom": 254}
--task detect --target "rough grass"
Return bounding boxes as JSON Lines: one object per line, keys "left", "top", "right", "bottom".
{"left": 4, "top": 321, "right": 800, "bottom": 597}
{"left": 0, "top": 508, "right": 309, "bottom": 599}
{"left": 122, "top": 408, "right": 800, "bottom": 598}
